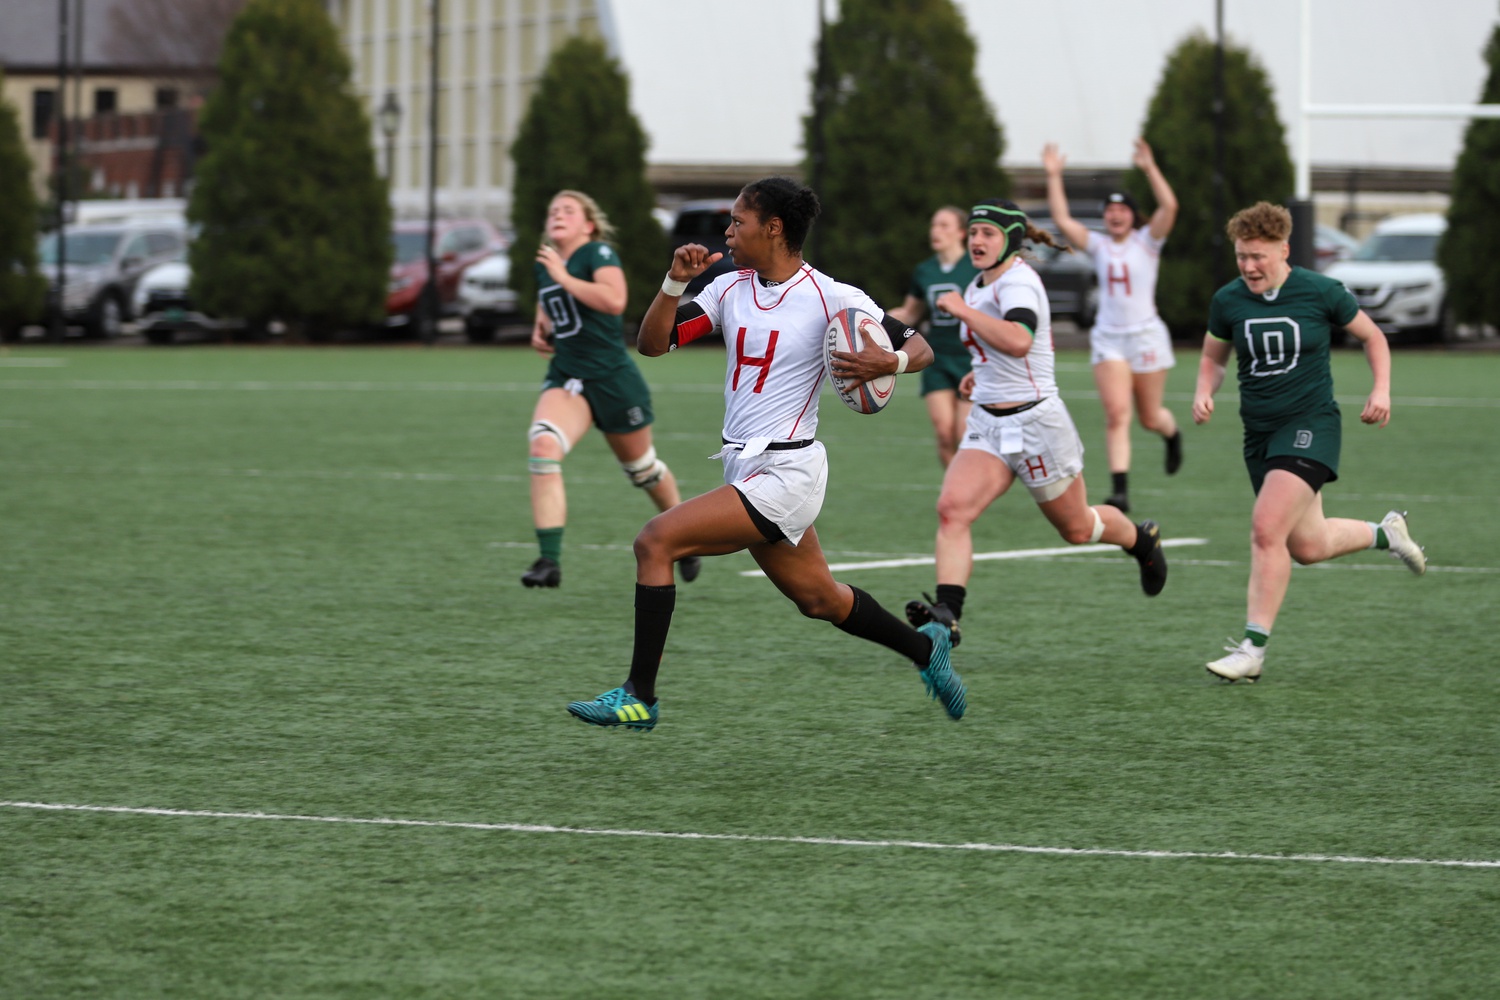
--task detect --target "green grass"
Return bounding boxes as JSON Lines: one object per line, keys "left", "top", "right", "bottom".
{"left": 3, "top": 341, "right": 1498, "bottom": 998}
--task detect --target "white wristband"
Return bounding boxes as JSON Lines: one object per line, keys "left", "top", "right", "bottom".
{"left": 893, "top": 349, "right": 910, "bottom": 375}
{"left": 661, "top": 274, "right": 689, "bottom": 296}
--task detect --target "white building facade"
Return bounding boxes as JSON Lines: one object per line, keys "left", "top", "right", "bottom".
{"left": 328, "top": 0, "right": 617, "bottom": 224}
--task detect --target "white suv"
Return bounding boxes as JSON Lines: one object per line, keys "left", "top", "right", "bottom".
{"left": 457, "top": 251, "right": 519, "bottom": 342}
{"left": 1325, "top": 214, "right": 1449, "bottom": 342}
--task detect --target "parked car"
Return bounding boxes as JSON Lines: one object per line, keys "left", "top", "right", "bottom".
{"left": 1023, "top": 204, "right": 1102, "bottom": 328}
{"left": 38, "top": 220, "right": 188, "bottom": 337}
{"left": 456, "top": 251, "right": 520, "bottom": 342}
{"left": 386, "top": 218, "right": 505, "bottom": 331}
{"left": 132, "top": 255, "right": 252, "bottom": 344}
{"left": 668, "top": 199, "right": 738, "bottom": 299}
{"left": 1313, "top": 224, "right": 1359, "bottom": 271}
{"left": 1324, "top": 213, "right": 1450, "bottom": 342}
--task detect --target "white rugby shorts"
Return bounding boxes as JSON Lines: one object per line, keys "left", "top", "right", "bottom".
{"left": 959, "top": 394, "right": 1085, "bottom": 503}
{"left": 720, "top": 440, "right": 828, "bottom": 546}
{"left": 1089, "top": 316, "right": 1176, "bottom": 373}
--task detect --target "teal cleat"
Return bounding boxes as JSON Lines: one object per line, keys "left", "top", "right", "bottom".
{"left": 916, "top": 622, "right": 966, "bottom": 721}
{"left": 567, "top": 686, "right": 658, "bottom": 732}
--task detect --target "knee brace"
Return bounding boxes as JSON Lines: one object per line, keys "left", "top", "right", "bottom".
{"left": 528, "top": 419, "right": 572, "bottom": 455}
{"left": 621, "top": 446, "right": 668, "bottom": 489}
{"left": 1087, "top": 507, "right": 1106, "bottom": 544}
{"left": 528, "top": 456, "right": 562, "bottom": 476}
{"left": 528, "top": 420, "right": 570, "bottom": 476}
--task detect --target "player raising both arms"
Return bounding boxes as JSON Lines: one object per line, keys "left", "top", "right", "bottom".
{"left": 1044, "top": 139, "right": 1183, "bottom": 514}
{"left": 1194, "top": 202, "right": 1426, "bottom": 683}
{"left": 565, "top": 176, "right": 966, "bottom": 731}
{"left": 906, "top": 200, "right": 1168, "bottom": 642}
{"left": 887, "top": 206, "right": 979, "bottom": 467}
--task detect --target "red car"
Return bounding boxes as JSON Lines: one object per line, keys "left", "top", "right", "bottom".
{"left": 386, "top": 218, "right": 505, "bottom": 327}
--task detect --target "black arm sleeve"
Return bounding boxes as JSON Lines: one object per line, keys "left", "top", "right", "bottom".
{"left": 880, "top": 313, "right": 920, "bottom": 348}
{"left": 1003, "top": 307, "right": 1038, "bottom": 334}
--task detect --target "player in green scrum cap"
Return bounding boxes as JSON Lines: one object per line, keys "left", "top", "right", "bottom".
{"left": 907, "top": 199, "right": 1169, "bottom": 644}
{"left": 1193, "top": 201, "right": 1427, "bottom": 683}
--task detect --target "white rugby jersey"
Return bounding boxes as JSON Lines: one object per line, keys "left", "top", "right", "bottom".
{"left": 681, "top": 265, "right": 882, "bottom": 444}
{"left": 961, "top": 258, "right": 1058, "bottom": 405}
{"left": 1085, "top": 226, "right": 1167, "bottom": 333}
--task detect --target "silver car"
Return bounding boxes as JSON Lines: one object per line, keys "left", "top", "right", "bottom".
{"left": 39, "top": 222, "right": 188, "bottom": 338}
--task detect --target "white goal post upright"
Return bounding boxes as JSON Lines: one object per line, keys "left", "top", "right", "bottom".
{"left": 1296, "top": 0, "right": 1500, "bottom": 201}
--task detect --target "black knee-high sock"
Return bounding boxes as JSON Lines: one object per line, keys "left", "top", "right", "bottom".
{"left": 935, "top": 583, "right": 967, "bottom": 621}
{"left": 626, "top": 583, "right": 675, "bottom": 705}
{"left": 835, "top": 586, "right": 931, "bottom": 665}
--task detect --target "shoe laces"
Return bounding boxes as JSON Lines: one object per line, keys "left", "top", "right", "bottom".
{"left": 593, "top": 686, "right": 630, "bottom": 709}
{"left": 1220, "top": 637, "right": 1265, "bottom": 659}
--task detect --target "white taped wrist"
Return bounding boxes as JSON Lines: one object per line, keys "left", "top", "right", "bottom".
{"left": 661, "top": 274, "right": 689, "bottom": 296}
{"left": 893, "top": 350, "right": 910, "bottom": 375}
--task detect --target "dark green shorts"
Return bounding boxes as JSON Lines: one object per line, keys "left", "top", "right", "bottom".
{"left": 920, "top": 352, "right": 973, "bottom": 397}
{"left": 542, "top": 360, "right": 654, "bottom": 435}
{"left": 1242, "top": 403, "right": 1342, "bottom": 494}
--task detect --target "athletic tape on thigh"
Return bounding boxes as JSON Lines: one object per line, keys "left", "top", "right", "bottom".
{"left": 528, "top": 419, "right": 571, "bottom": 455}
{"left": 621, "top": 445, "right": 667, "bottom": 488}
{"left": 1088, "top": 506, "right": 1105, "bottom": 543}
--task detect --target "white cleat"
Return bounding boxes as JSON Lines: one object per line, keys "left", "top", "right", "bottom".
{"left": 1381, "top": 510, "right": 1427, "bottom": 576}
{"left": 1206, "top": 638, "right": 1265, "bottom": 683}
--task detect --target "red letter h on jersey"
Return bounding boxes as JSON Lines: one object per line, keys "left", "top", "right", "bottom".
{"left": 1106, "top": 262, "right": 1131, "bottom": 297}
{"left": 733, "top": 327, "right": 779, "bottom": 392}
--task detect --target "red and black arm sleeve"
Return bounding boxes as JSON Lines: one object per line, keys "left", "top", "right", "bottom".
{"left": 669, "top": 302, "right": 716, "bottom": 351}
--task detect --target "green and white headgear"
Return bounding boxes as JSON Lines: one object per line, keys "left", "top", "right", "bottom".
{"left": 969, "top": 200, "right": 1029, "bottom": 269}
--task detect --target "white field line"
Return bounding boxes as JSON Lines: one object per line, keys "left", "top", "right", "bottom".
{"left": 2, "top": 378, "right": 1498, "bottom": 408}
{"left": 740, "top": 538, "right": 1210, "bottom": 576}
{"left": 2, "top": 801, "right": 1495, "bottom": 870}
{"left": 0, "top": 357, "right": 66, "bottom": 367}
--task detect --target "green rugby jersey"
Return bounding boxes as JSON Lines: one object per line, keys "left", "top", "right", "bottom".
{"left": 908, "top": 253, "right": 980, "bottom": 358}
{"left": 1207, "top": 266, "right": 1359, "bottom": 431}
{"left": 535, "top": 241, "right": 632, "bottom": 379}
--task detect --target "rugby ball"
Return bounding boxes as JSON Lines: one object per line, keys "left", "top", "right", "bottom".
{"left": 824, "top": 306, "right": 897, "bottom": 414}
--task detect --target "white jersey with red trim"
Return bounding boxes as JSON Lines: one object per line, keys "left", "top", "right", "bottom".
{"left": 688, "top": 265, "right": 881, "bottom": 444}
{"left": 1085, "top": 226, "right": 1166, "bottom": 333}
{"left": 961, "top": 258, "right": 1057, "bottom": 405}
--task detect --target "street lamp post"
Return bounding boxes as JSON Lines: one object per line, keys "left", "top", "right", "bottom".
{"left": 421, "top": 0, "right": 440, "bottom": 346}
{"left": 378, "top": 91, "right": 401, "bottom": 182}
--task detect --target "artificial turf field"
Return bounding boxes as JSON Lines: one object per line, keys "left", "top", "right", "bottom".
{"left": 2, "top": 340, "right": 1498, "bottom": 998}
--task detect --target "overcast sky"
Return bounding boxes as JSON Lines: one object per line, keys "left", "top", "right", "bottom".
{"left": 610, "top": 0, "right": 1497, "bottom": 170}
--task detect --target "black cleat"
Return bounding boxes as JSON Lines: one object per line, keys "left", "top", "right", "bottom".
{"left": 1101, "top": 493, "right": 1131, "bottom": 514}
{"left": 678, "top": 555, "right": 702, "bottom": 583}
{"left": 1165, "top": 431, "right": 1184, "bottom": 476}
{"left": 521, "top": 557, "right": 561, "bottom": 588}
{"left": 1131, "top": 521, "right": 1167, "bottom": 597}
{"left": 905, "top": 592, "right": 962, "bottom": 648}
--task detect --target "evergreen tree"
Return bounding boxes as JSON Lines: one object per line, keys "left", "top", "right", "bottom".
{"left": 509, "top": 36, "right": 665, "bottom": 323}
{"left": 804, "top": 0, "right": 1006, "bottom": 305}
{"left": 1129, "top": 32, "right": 1293, "bottom": 333}
{"left": 1437, "top": 19, "right": 1500, "bottom": 332}
{"left": 0, "top": 69, "right": 46, "bottom": 340}
{"left": 188, "top": 0, "right": 390, "bottom": 334}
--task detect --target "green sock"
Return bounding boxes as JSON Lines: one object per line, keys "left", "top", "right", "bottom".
{"left": 1369, "top": 522, "right": 1389, "bottom": 550}
{"left": 537, "top": 527, "right": 563, "bottom": 563}
{"left": 1245, "top": 623, "right": 1269, "bottom": 649}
